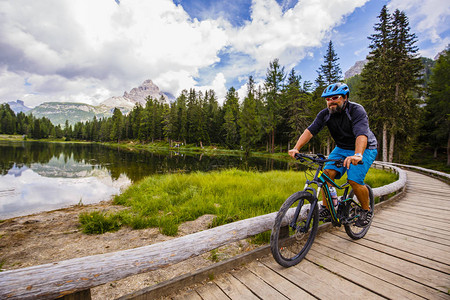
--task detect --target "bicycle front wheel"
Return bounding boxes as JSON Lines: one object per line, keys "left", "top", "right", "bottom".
{"left": 270, "top": 191, "right": 319, "bottom": 267}
{"left": 344, "top": 184, "right": 374, "bottom": 240}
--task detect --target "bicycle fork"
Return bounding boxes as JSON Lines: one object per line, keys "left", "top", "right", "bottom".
{"left": 290, "top": 186, "right": 320, "bottom": 234}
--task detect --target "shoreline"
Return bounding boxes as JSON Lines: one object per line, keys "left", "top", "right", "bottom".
{"left": 0, "top": 200, "right": 260, "bottom": 299}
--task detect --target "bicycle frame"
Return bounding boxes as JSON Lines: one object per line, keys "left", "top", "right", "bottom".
{"left": 297, "top": 153, "right": 357, "bottom": 227}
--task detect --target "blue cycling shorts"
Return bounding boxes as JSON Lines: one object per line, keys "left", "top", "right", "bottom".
{"left": 324, "top": 147, "right": 377, "bottom": 185}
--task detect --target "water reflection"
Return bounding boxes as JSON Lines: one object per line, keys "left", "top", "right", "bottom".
{"left": 0, "top": 141, "right": 291, "bottom": 219}
{"left": 0, "top": 165, "right": 130, "bottom": 219}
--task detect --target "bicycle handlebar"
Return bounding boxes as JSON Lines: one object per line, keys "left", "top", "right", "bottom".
{"left": 294, "top": 153, "right": 363, "bottom": 166}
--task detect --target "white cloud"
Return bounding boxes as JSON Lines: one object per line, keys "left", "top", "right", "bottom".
{"left": 388, "top": 0, "right": 450, "bottom": 57}
{"left": 230, "top": 0, "right": 368, "bottom": 70}
{"left": 0, "top": 0, "right": 228, "bottom": 105}
{"left": 0, "top": 0, "right": 376, "bottom": 107}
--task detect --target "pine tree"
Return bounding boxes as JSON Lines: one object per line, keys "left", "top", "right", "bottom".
{"left": 264, "top": 58, "right": 285, "bottom": 153}
{"left": 388, "top": 9, "right": 423, "bottom": 161}
{"left": 359, "top": 5, "right": 393, "bottom": 161}
{"left": 424, "top": 46, "right": 450, "bottom": 165}
{"left": 239, "top": 76, "right": 264, "bottom": 153}
{"left": 204, "top": 90, "right": 222, "bottom": 144}
{"left": 315, "top": 41, "right": 342, "bottom": 154}
{"left": 318, "top": 41, "right": 342, "bottom": 85}
{"left": 284, "top": 69, "right": 311, "bottom": 147}
{"left": 110, "top": 108, "right": 123, "bottom": 142}
{"left": 360, "top": 5, "right": 423, "bottom": 162}
{"left": 222, "top": 87, "right": 240, "bottom": 148}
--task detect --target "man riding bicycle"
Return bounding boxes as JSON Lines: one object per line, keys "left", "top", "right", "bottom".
{"left": 288, "top": 82, "right": 378, "bottom": 227}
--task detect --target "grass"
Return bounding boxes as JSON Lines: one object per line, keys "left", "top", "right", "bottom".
{"left": 79, "top": 167, "right": 397, "bottom": 236}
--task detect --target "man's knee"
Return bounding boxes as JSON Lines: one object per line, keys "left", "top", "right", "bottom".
{"left": 348, "top": 180, "right": 365, "bottom": 189}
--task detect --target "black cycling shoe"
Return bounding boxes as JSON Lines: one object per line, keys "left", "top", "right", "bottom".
{"left": 319, "top": 205, "right": 331, "bottom": 222}
{"left": 354, "top": 209, "right": 373, "bottom": 227}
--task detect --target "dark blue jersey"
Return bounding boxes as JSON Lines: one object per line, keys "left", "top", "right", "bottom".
{"left": 307, "top": 101, "right": 377, "bottom": 150}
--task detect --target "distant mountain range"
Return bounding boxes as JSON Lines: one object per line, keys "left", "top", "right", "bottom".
{"left": 11, "top": 80, "right": 174, "bottom": 125}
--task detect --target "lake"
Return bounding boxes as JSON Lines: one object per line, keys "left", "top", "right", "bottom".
{"left": 0, "top": 141, "right": 292, "bottom": 219}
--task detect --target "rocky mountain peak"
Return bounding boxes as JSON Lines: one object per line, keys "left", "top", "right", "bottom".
{"left": 7, "top": 100, "right": 31, "bottom": 114}
{"left": 344, "top": 59, "right": 368, "bottom": 79}
{"left": 123, "top": 79, "right": 166, "bottom": 105}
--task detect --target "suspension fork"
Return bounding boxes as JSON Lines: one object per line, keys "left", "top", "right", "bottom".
{"left": 298, "top": 197, "right": 319, "bottom": 233}
{"left": 292, "top": 182, "right": 320, "bottom": 233}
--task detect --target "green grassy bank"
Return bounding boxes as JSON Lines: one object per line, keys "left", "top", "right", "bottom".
{"left": 79, "top": 168, "right": 397, "bottom": 236}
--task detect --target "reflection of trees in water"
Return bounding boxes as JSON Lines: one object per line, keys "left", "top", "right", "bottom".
{"left": 0, "top": 142, "right": 290, "bottom": 182}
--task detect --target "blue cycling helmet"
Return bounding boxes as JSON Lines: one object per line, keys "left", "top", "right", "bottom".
{"left": 321, "top": 83, "right": 350, "bottom": 98}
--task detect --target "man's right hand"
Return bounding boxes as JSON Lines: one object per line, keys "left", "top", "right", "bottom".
{"left": 288, "top": 148, "right": 299, "bottom": 159}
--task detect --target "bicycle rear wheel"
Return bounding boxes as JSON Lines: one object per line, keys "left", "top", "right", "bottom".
{"left": 344, "top": 184, "right": 374, "bottom": 239}
{"left": 270, "top": 191, "right": 319, "bottom": 267}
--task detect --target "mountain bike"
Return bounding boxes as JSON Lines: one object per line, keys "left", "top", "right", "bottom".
{"left": 270, "top": 153, "right": 374, "bottom": 267}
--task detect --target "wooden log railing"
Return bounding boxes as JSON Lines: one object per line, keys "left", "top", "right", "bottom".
{"left": 386, "top": 162, "right": 450, "bottom": 183}
{"left": 0, "top": 164, "right": 406, "bottom": 300}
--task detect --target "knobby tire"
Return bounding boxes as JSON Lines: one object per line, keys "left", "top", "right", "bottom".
{"left": 344, "top": 184, "right": 374, "bottom": 240}
{"left": 270, "top": 191, "right": 318, "bottom": 267}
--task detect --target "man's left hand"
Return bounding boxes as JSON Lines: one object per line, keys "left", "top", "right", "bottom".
{"left": 344, "top": 155, "right": 362, "bottom": 169}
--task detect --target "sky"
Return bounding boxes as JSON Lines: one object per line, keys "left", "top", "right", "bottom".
{"left": 0, "top": 0, "right": 449, "bottom": 107}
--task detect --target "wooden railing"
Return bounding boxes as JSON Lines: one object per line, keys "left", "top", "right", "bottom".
{"left": 0, "top": 163, "right": 407, "bottom": 300}
{"left": 386, "top": 162, "right": 450, "bottom": 183}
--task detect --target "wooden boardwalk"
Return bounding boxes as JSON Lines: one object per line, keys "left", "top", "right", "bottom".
{"left": 168, "top": 170, "right": 450, "bottom": 299}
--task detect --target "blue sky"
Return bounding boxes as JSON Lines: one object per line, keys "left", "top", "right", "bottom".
{"left": 0, "top": 0, "right": 448, "bottom": 107}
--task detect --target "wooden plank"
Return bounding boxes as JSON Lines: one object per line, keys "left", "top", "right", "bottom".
{"left": 400, "top": 200, "right": 450, "bottom": 210}
{"left": 405, "top": 189, "right": 450, "bottom": 196}
{"left": 214, "top": 273, "right": 259, "bottom": 300}
{"left": 262, "top": 255, "right": 382, "bottom": 299}
{"left": 372, "top": 221, "right": 450, "bottom": 246}
{"left": 172, "top": 289, "right": 202, "bottom": 300}
{"left": 311, "top": 241, "right": 448, "bottom": 300}
{"left": 247, "top": 261, "right": 315, "bottom": 299}
{"left": 373, "top": 214, "right": 450, "bottom": 237}
{"left": 406, "top": 181, "right": 450, "bottom": 188}
{"left": 332, "top": 231, "right": 450, "bottom": 274}
{"left": 403, "top": 196, "right": 450, "bottom": 208}
{"left": 307, "top": 246, "right": 424, "bottom": 299}
{"left": 366, "top": 226, "right": 450, "bottom": 255}
{"left": 394, "top": 201, "right": 450, "bottom": 212}
{"left": 390, "top": 203, "right": 450, "bottom": 216}
{"left": 373, "top": 217, "right": 450, "bottom": 241}
{"left": 232, "top": 268, "right": 289, "bottom": 300}
{"left": 377, "top": 209, "right": 450, "bottom": 229}
{"left": 321, "top": 232, "right": 450, "bottom": 293}
{"left": 196, "top": 282, "right": 230, "bottom": 300}
{"left": 375, "top": 215, "right": 450, "bottom": 237}
{"left": 382, "top": 207, "right": 450, "bottom": 224}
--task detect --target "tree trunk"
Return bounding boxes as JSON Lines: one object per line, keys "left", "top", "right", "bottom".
{"left": 447, "top": 133, "right": 450, "bottom": 166}
{"left": 382, "top": 122, "right": 388, "bottom": 162}
{"left": 271, "top": 129, "right": 275, "bottom": 153}
{"left": 326, "top": 136, "right": 330, "bottom": 156}
{"left": 388, "top": 133, "right": 395, "bottom": 163}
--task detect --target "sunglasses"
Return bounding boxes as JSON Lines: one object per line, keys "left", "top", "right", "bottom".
{"left": 326, "top": 95, "right": 341, "bottom": 101}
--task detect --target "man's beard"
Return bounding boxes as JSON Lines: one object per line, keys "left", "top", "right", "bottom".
{"left": 328, "top": 102, "right": 345, "bottom": 114}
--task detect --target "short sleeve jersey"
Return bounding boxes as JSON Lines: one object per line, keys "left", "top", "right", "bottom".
{"left": 307, "top": 101, "right": 378, "bottom": 150}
